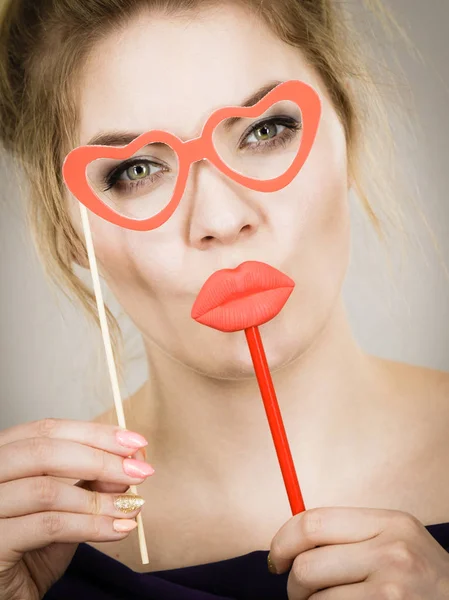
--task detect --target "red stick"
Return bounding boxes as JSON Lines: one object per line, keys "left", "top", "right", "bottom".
{"left": 245, "top": 325, "right": 305, "bottom": 515}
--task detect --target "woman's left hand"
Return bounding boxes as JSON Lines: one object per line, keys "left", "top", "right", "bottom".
{"left": 268, "top": 507, "right": 449, "bottom": 599}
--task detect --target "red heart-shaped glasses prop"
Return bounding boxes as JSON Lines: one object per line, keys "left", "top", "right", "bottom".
{"left": 62, "top": 80, "right": 321, "bottom": 231}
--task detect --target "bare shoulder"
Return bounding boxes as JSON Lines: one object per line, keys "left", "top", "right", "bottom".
{"left": 364, "top": 358, "right": 449, "bottom": 524}
{"left": 378, "top": 357, "right": 449, "bottom": 407}
{"left": 375, "top": 356, "right": 449, "bottom": 440}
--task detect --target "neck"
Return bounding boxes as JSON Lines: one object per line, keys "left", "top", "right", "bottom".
{"left": 137, "top": 298, "right": 386, "bottom": 489}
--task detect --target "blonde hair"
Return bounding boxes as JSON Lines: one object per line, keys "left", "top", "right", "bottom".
{"left": 0, "top": 0, "right": 411, "bottom": 378}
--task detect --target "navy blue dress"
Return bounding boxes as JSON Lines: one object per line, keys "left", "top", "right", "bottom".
{"left": 43, "top": 522, "right": 449, "bottom": 599}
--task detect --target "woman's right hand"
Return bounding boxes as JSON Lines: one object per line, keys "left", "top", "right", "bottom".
{"left": 0, "top": 418, "right": 155, "bottom": 600}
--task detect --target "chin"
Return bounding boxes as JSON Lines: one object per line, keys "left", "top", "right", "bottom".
{"left": 185, "top": 316, "right": 306, "bottom": 381}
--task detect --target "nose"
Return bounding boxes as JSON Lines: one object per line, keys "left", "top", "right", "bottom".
{"left": 186, "top": 161, "right": 261, "bottom": 250}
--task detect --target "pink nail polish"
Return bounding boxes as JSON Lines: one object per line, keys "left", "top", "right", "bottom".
{"left": 123, "top": 458, "right": 155, "bottom": 478}
{"left": 113, "top": 519, "right": 138, "bottom": 533}
{"left": 116, "top": 429, "right": 148, "bottom": 449}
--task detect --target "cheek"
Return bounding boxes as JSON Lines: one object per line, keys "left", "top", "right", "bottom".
{"left": 95, "top": 230, "right": 155, "bottom": 294}
{"left": 86, "top": 218, "right": 187, "bottom": 308}
{"left": 67, "top": 194, "right": 152, "bottom": 289}
{"left": 273, "top": 123, "right": 350, "bottom": 261}
{"left": 299, "top": 156, "right": 350, "bottom": 292}
{"left": 66, "top": 193, "right": 188, "bottom": 306}
{"left": 269, "top": 116, "right": 351, "bottom": 326}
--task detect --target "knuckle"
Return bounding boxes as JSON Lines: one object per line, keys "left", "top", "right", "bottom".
{"left": 30, "top": 436, "right": 53, "bottom": 466}
{"left": 41, "top": 512, "right": 65, "bottom": 537}
{"left": 96, "top": 449, "right": 111, "bottom": 479}
{"left": 300, "top": 509, "right": 323, "bottom": 541}
{"left": 89, "top": 515, "right": 106, "bottom": 539}
{"left": 291, "top": 555, "right": 312, "bottom": 586}
{"left": 88, "top": 490, "right": 103, "bottom": 515}
{"left": 394, "top": 511, "right": 421, "bottom": 536}
{"left": 385, "top": 540, "right": 416, "bottom": 570}
{"left": 377, "top": 581, "right": 407, "bottom": 600}
{"left": 35, "top": 418, "right": 59, "bottom": 438}
{"left": 33, "top": 476, "right": 59, "bottom": 509}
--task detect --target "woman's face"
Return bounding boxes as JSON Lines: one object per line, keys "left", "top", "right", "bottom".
{"left": 71, "top": 3, "right": 351, "bottom": 378}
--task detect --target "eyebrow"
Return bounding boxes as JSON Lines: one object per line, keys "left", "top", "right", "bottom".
{"left": 86, "top": 80, "right": 284, "bottom": 146}
{"left": 222, "top": 80, "right": 283, "bottom": 131}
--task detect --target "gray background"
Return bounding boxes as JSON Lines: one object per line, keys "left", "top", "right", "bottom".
{"left": 1, "top": 0, "right": 448, "bottom": 430}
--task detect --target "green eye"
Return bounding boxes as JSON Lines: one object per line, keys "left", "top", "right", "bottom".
{"left": 253, "top": 122, "right": 278, "bottom": 141}
{"left": 126, "top": 163, "right": 150, "bottom": 180}
{"left": 244, "top": 121, "right": 288, "bottom": 146}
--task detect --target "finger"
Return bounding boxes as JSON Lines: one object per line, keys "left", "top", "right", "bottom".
{"left": 270, "top": 507, "right": 401, "bottom": 574}
{"left": 85, "top": 481, "right": 130, "bottom": 494}
{"left": 0, "top": 477, "right": 145, "bottom": 519}
{"left": 0, "top": 512, "right": 139, "bottom": 562}
{"left": 308, "top": 582, "right": 369, "bottom": 599}
{"left": 286, "top": 542, "right": 373, "bottom": 598}
{"left": 0, "top": 418, "right": 148, "bottom": 458}
{"left": 76, "top": 449, "right": 146, "bottom": 494}
{"left": 0, "top": 438, "right": 155, "bottom": 485}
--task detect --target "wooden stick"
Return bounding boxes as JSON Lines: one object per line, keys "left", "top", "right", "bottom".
{"left": 79, "top": 204, "right": 149, "bottom": 564}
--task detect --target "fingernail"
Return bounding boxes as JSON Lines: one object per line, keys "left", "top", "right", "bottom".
{"left": 123, "top": 458, "right": 155, "bottom": 478}
{"left": 116, "top": 429, "right": 148, "bottom": 449}
{"left": 114, "top": 494, "right": 145, "bottom": 514}
{"left": 113, "top": 519, "right": 138, "bottom": 533}
{"left": 267, "top": 553, "right": 278, "bottom": 574}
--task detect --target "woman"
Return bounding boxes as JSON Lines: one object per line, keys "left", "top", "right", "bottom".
{"left": 0, "top": 0, "right": 448, "bottom": 598}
